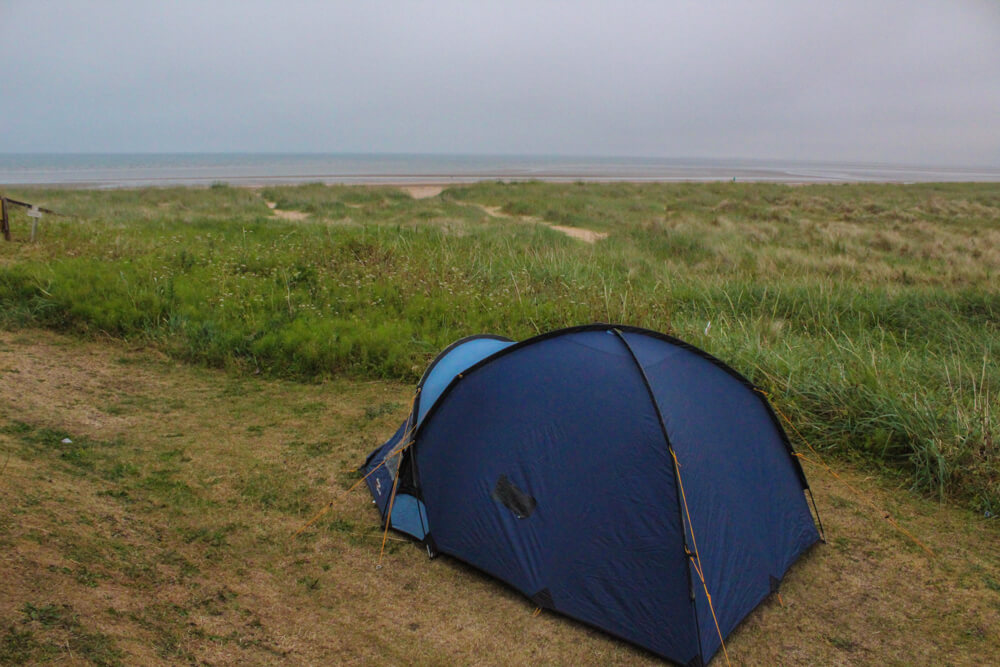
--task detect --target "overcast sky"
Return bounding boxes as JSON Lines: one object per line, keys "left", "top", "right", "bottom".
{"left": 2, "top": 1, "right": 998, "bottom": 166}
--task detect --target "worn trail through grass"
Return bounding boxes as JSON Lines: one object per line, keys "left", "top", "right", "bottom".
{"left": 1, "top": 330, "right": 998, "bottom": 665}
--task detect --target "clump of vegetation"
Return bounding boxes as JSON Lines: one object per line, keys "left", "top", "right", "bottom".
{"left": 1, "top": 603, "right": 123, "bottom": 665}
{"left": 0, "top": 182, "right": 997, "bottom": 511}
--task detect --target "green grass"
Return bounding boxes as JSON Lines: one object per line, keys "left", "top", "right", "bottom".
{"left": 1, "top": 181, "right": 997, "bottom": 512}
{"left": 2, "top": 603, "right": 123, "bottom": 666}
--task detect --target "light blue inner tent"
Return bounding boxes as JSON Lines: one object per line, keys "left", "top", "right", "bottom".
{"left": 363, "top": 335, "right": 513, "bottom": 540}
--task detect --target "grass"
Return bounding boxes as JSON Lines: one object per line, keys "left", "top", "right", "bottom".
{"left": 0, "top": 181, "right": 996, "bottom": 513}
{"left": 3, "top": 602, "right": 123, "bottom": 665}
{"left": 0, "top": 329, "right": 997, "bottom": 664}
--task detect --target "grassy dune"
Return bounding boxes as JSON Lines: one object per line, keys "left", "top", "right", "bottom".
{"left": 1, "top": 182, "right": 997, "bottom": 513}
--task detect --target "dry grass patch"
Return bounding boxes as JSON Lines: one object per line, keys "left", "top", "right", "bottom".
{"left": 1, "top": 330, "right": 998, "bottom": 665}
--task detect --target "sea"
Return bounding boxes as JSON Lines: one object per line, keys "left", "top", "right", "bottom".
{"left": 1, "top": 153, "right": 998, "bottom": 188}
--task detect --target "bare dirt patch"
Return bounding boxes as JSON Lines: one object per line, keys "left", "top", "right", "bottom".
{"left": 264, "top": 200, "right": 310, "bottom": 221}
{"left": 479, "top": 204, "right": 507, "bottom": 218}
{"left": 1, "top": 330, "right": 997, "bottom": 665}
{"left": 401, "top": 186, "right": 445, "bottom": 199}
{"left": 549, "top": 225, "right": 608, "bottom": 243}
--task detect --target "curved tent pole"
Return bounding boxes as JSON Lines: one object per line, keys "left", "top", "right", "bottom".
{"left": 410, "top": 334, "right": 513, "bottom": 429}
{"left": 610, "top": 328, "right": 724, "bottom": 667}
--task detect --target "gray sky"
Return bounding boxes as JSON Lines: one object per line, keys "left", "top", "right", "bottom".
{"left": 2, "top": 1, "right": 998, "bottom": 165}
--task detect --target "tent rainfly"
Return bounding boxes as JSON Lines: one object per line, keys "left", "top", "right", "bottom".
{"left": 362, "top": 324, "right": 822, "bottom": 665}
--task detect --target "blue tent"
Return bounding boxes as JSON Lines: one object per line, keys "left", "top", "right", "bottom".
{"left": 363, "top": 324, "right": 822, "bottom": 665}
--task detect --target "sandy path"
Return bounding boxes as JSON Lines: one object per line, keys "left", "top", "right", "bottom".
{"left": 549, "top": 225, "right": 608, "bottom": 243}
{"left": 401, "top": 186, "right": 444, "bottom": 199}
{"left": 264, "top": 200, "right": 310, "bottom": 221}
{"left": 260, "top": 190, "right": 606, "bottom": 241}
{"left": 472, "top": 203, "right": 608, "bottom": 243}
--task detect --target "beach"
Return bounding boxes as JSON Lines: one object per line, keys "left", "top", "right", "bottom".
{"left": 3, "top": 153, "right": 1000, "bottom": 188}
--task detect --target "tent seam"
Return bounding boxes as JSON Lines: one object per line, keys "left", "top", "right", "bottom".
{"left": 611, "top": 328, "right": 706, "bottom": 666}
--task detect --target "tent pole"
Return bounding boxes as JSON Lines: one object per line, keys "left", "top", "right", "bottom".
{"left": 806, "top": 488, "right": 827, "bottom": 542}
{"left": 611, "top": 328, "right": 707, "bottom": 666}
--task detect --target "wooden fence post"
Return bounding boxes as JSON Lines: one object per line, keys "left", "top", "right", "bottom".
{"left": 1, "top": 197, "right": 67, "bottom": 241}
{"left": 1, "top": 197, "right": 10, "bottom": 241}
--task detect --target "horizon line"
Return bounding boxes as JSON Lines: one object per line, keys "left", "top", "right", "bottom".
{"left": 2, "top": 151, "right": 998, "bottom": 171}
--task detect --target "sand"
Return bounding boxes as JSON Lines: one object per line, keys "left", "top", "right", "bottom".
{"left": 472, "top": 202, "right": 607, "bottom": 243}
{"left": 549, "top": 225, "right": 608, "bottom": 243}
{"left": 401, "top": 185, "right": 445, "bottom": 199}
{"left": 265, "top": 200, "right": 310, "bottom": 221}
{"left": 264, "top": 189, "right": 607, "bottom": 243}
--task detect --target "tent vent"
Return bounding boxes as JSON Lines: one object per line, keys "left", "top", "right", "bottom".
{"left": 492, "top": 474, "right": 537, "bottom": 519}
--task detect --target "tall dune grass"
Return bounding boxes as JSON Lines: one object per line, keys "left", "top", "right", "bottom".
{"left": 0, "top": 181, "right": 997, "bottom": 511}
